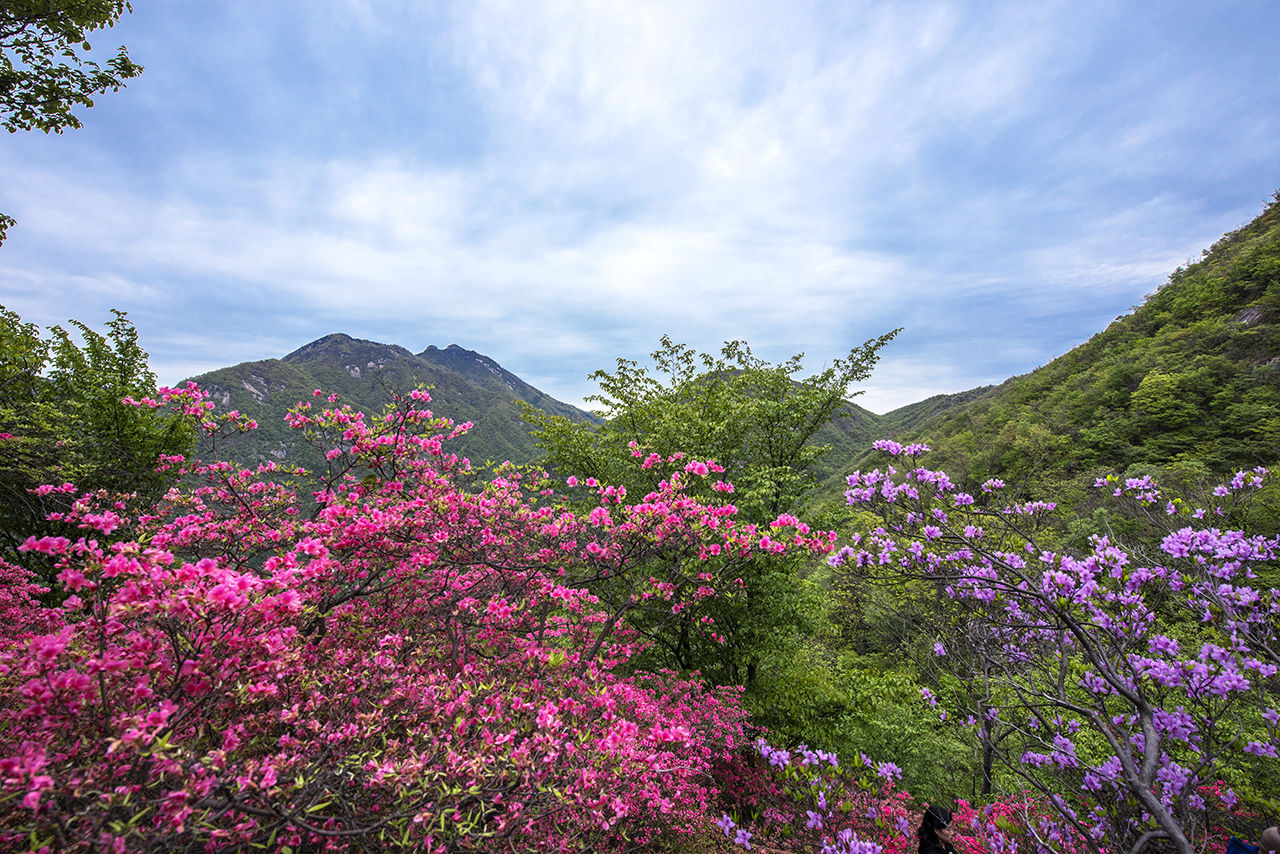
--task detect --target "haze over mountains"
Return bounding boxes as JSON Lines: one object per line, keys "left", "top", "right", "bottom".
{"left": 190, "top": 193, "right": 1280, "bottom": 497}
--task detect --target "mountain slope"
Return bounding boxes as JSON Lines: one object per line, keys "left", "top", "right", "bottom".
{"left": 809, "top": 399, "right": 890, "bottom": 481}
{"left": 188, "top": 334, "right": 599, "bottom": 470}
{"left": 837, "top": 192, "right": 1280, "bottom": 493}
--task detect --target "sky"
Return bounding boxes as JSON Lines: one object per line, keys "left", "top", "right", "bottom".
{"left": 2, "top": 1, "right": 1278, "bottom": 414}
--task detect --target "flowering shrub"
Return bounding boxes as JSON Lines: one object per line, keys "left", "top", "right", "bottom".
{"left": 712, "top": 737, "right": 903, "bottom": 854}
{"left": 714, "top": 738, "right": 1106, "bottom": 854}
{"left": 829, "top": 441, "right": 1280, "bottom": 854}
{"left": 5, "top": 389, "right": 1274, "bottom": 854}
{"left": 0, "top": 385, "right": 834, "bottom": 852}
{"left": 0, "top": 559, "right": 59, "bottom": 648}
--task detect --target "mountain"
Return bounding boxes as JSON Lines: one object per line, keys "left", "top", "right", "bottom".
{"left": 416, "top": 344, "right": 592, "bottom": 420}
{"left": 829, "top": 191, "right": 1280, "bottom": 496}
{"left": 187, "top": 334, "right": 599, "bottom": 470}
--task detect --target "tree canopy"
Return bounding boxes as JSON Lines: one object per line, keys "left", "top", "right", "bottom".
{"left": 525, "top": 332, "right": 899, "bottom": 524}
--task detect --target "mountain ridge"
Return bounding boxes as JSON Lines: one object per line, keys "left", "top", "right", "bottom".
{"left": 186, "top": 335, "right": 599, "bottom": 470}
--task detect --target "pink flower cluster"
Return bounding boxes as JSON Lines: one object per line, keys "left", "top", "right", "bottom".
{"left": 0, "top": 385, "right": 834, "bottom": 852}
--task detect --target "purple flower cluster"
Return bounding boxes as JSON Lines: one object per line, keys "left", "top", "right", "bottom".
{"left": 832, "top": 446, "right": 1280, "bottom": 854}
{"left": 820, "top": 828, "right": 884, "bottom": 854}
{"left": 872, "top": 439, "right": 930, "bottom": 457}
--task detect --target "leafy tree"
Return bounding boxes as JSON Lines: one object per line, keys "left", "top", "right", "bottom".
{"left": 1, "top": 0, "right": 142, "bottom": 242}
{"left": 0, "top": 306, "right": 193, "bottom": 571}
{"left": 525, "top": 332, "right": 898, "bottom": 523}
{"left": 523, "top": 333, "right": 897, "bottom": 750}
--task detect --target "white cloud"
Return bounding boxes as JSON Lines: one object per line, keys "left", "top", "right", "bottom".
{"left": 2, "top": 0, "right": 1278, "bottom": 415}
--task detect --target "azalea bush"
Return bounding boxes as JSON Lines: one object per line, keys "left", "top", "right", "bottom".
{"left": 713, "top": 737, "right": 912, "bottom": 854}
{"left": 0, "top": 384, "right": 835, "bottom": 852}
{"left": 714, "top": 737, "right": 1109, "bottom": 854}
{"left": 829, "top": 440, "right": 1280, "bottom": 854}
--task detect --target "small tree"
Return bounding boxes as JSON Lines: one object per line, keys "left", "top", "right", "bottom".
{"left": 526, "top": 333, "right": 898, "bottom": 524}
{"left": 0, "top": 306, "right": 193, "bottom": 573}
{"left": 524, "top": 334, "right": 893, "bottom": 706}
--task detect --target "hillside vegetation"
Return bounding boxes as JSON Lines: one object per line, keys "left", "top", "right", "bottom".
{"left": 830, "top": 192, "right": 1280, "bottom": 497}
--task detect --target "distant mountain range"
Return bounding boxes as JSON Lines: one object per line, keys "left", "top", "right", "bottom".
{"left": 189, "top": 331, "right": 896, "bottom": 481}
{"left": 190, "top": 191, "right": 1280, "bottom": 498}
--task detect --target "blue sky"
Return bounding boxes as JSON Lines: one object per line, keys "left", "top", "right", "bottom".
{"left": 2, "top": 0, "right": 1278, "bottom": 413}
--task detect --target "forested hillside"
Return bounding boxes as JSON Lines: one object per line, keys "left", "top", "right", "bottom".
{"left": 833, "top": 192, "right": 1280, "bottom": 495}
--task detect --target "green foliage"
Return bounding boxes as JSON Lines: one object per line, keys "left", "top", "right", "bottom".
{"left": 0, "top": 306, "right": 193, "bottom": 571}
{"left": 526, "top": 332, "right": 898, "bottom": 523}
{"left": 747, "top": 648, "right": 973, "bottom": 802}
{"left": 631, "top": 555, "right": 831, "bottom": 685}
{"left": 823, "top": 558, "right": 1002, "bottom": 798}
{"left": 0, "top": 0, "right": 141, "bottom": 134}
